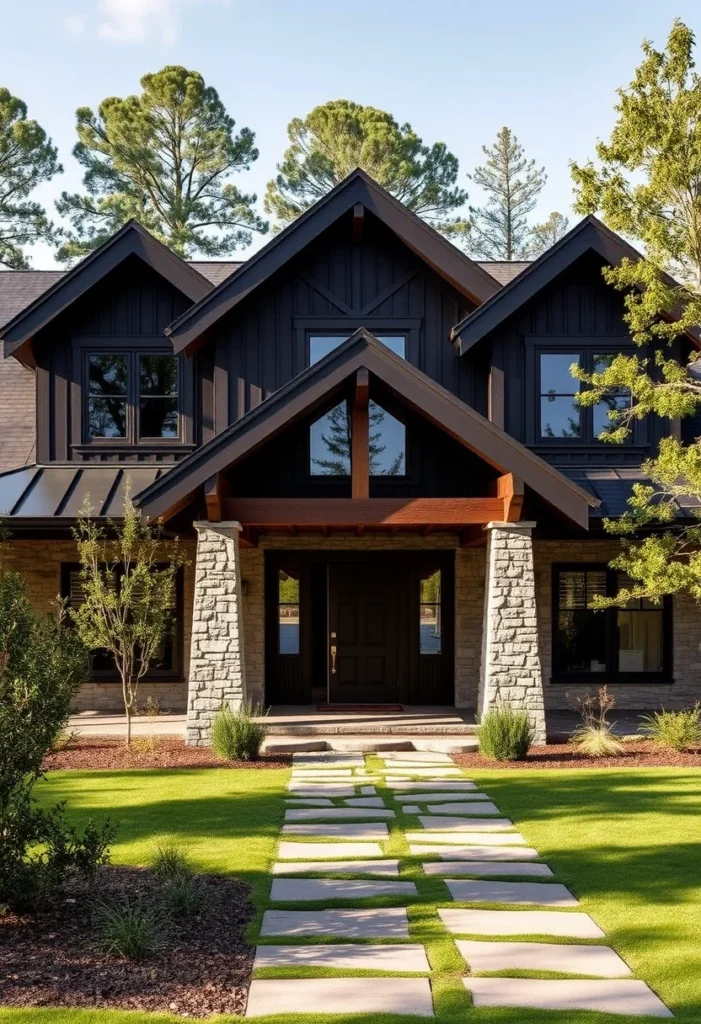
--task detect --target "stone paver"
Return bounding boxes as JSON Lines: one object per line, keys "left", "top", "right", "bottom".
{"left": 463, "top": 978, "right": 672, "bottom": 1016}
{"left": 387, "top": 781, "right": 477, "bottom": 791}
{"left": 403, "top": 804, "right": 421, "bottom": 813}
{"left": 270, "top": 878, "right": 417, "bottom": 901}
{"left": 253, "top": 943, "right": 430, "bottom": 971}
{"left": 439, "top": 908, "right": 605, "bottom": 938}
{"left": 344, "top": 797, "right": 385, "bottom": 807}
{"left": 425, "top": 861, "right": 553, "bottom": 877}
{"left": 455, "top": 939, "right": 631, "bottom": 976}
{"left": 418, "top": 816, "right": 514, "bottom": 831}
{"left": 384, "top": 767, "right": 462, "bottom": 777}
{"left": 261, "top": 907, "right": 410, "bottom": 938}
{"left": 282, "top": 823, "right": 389, "bottom": 839}
{"left": 246, "top": 978, "right": 434, "bottom": 1018}
{"left": 272, "top": 859, "right": 400, "bottom": 876}
{"left": 446, "top": 879, "right": 577, "bottom": 905}
{"left": 410, "top": 844, "right": 539, "bottom": 859}
{"left": 287, "top": 784, "right": 357, "bottom": 796}
{"left": 284, "top": 798, "right": 333, "bottom": 807}
{"left": 292, "top": 755, "right": 364, "bottom": 766}
{"left": 284, "top": 808, "right": 395, "bottom": 821}
{"left": 360, "top": 785, "right": 376, "bottom": 795}
{"left": 419, "top": 801, "right": 502, "bottom": 816}
{"left": 395, "top": 792, "right": 489, "bottom": 802}
{"left": 407, "top": 831, "right": 527, "bottom": 844}
{"left": 278, "top": 841, "right": 383, "bottom": 859}
{"left": 383, "top": 751, "right": 454, "bottom": 763}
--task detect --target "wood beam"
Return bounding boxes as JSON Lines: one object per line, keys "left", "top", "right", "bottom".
{"left": 224, "top": 497, "right": 505, "bottom": 527}
{"left": 352, "top": 202, "right": 364, "bottom": 243}
{"left": 204, "top": 472, "right": 230, "bottom": 523}
{"left": 496, "top": 473, "right": 525, "bottom": 522}
{"left": 351, "top": 367, "right": 370, "bottom": 499}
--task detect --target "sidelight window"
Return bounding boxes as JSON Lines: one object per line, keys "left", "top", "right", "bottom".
{"left": 278, "top": 569, "right": 300, "bottom": 655}
{"left": 419, "top": 569, "right": 442, "bottom": 654}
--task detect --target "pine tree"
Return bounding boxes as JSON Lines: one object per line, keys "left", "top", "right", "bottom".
{"left": 530, "top": 211, "right": 570, "bottom": 255}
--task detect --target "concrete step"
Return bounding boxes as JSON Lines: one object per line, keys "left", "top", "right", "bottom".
{"left": 262, "top": 734, "right": 479, "bottom": 754}
{"left": 265, "top": 721, "right": 479, "bottom": 736}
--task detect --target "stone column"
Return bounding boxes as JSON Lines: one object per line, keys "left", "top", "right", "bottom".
{"left": 478, "top": 521, "right": 546, "bottom": 744}
{"left": 186, "top": 521, "right": 247, "bottom": 746}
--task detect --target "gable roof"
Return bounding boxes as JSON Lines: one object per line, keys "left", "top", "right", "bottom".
{"left": 0, "top": 220, "right": 214, "bottom": 364}
{"left": 451, "top": 215, "right": 701, "bottom": 353}
{"left": 165, "top": 169, "right": 501, "bottom": 354}
{"left": 135, "top": 327, "right": 598, "bottom": 529}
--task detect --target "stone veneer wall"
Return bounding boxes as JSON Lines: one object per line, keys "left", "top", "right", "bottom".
{"left": 0, "top": 538, "right": 195, "bottom": 713}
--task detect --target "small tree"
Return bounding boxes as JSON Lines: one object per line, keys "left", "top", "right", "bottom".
{"left": 72, "top": 496, "right": 187, "bottom": 745}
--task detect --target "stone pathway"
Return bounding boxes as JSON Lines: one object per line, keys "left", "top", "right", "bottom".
{"left": 246, "top": 750, "right": 673, "bottom": 1018}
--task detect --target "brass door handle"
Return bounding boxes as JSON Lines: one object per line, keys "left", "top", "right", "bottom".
{"left": 330, "top": 645, "right": 337, "bottom": 674}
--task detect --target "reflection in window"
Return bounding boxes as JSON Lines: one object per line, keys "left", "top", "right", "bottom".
{"left": 278, "top": 570, "right": 300, "bottom": 655}
{"left": 592, "top": 354, "right": 631, "bottom": 442}
{"left": 370, "top": 401, "right": 405, "bottom": 475}
{"left": 617, "top": 578, "right": 663, "bottom": 672}
{"left": 88, "top": 354, "right": 128, "bottom": 437}
{"left": 540, "top": 353, "right": 581, "bottom": 438}
{"left": 309, "top": 334, "right": 406, "bottom": 365}
{"left": 554, "top": 569, "right": 607, "bottom": 673}
{"left": 310, "top": 402, "right": 351, "bottom": 476}
{"left": 420, "top": 569, "right": 442, "bottom": 654}
{"left": 140, "top": 355, "right": 179, "bottom": 438}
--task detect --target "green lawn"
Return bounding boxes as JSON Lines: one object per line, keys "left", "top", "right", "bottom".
{"left": 1, "top": 763, "right": 700, "bottom": 1024}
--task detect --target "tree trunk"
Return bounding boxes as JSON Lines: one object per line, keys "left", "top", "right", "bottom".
{"left": 126, "top": 704, "right": 132, "bottom": 747}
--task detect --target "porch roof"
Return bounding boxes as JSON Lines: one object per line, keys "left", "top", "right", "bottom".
{"left": 134, "top": 328, "right": 599, "bottom": 531}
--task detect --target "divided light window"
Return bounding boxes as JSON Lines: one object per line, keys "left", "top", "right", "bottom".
{"left": 278, "top": 569, "right": 300, "bottom": 655}
{"left": 552, "top": 564, "right": 670, "bottom": 682}
{"left": 86, "top": 352, "right": 180, "bottom": 441}
{"left": 309, "top": 400, "right": 406, "bottom": 477}
{"left": 419, "top": 569, "right": 442, "bottom": 654}
{"left": 539, "top": 352, "right": 632, "bottom": 442}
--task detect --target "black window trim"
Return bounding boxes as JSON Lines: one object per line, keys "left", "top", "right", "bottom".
{"left": 550, "top": 562, "right": 673, "bottom": 685}
{"left": 60, "top": 562, "right": 184, "bottom": 682}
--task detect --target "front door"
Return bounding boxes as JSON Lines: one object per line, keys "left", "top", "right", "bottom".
{"left": 328, "top": 562, "right": 401, "bottom": 703}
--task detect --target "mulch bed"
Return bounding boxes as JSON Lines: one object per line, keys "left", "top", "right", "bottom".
{"left": 0, "top": 866, "right": 254, "bottom": 1017}
{"left": 455, "top": 740, "right": 701, "bottom": 770}
{"left": 43, "top": 737, "right": 290, "bottom": 772}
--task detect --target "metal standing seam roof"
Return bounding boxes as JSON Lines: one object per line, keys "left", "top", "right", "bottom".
{"left": 0, "top": 465, "right": 170, "bottom": 520}
{"left": 563, "top": 468, "right": 701, "bottom": 518}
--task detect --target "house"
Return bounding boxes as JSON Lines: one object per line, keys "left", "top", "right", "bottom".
{"left": 0, "top": 169, "right": 698, "bottom": 745}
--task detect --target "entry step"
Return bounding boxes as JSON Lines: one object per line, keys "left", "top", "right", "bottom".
{"left": 262, "top": 735, "right": 479, "bottom": 754}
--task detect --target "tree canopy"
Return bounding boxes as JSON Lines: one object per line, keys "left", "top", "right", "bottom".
{"left": 0, "top": 88, "right": 60, "bottom": 268}
{"left": 530, "top": 211, "right": 570, "bottom": 255}
{"left": 264, "top": 99, "right": 468, "bottom": 228}
{"left": 56, "top": 65, "right": 267, "bottom": 264}
{"left": 571, "top": 19, "right": 701, "bottom": 605}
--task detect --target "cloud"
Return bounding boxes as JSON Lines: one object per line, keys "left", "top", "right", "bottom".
{"left": 96, "top": 0, "right": 229, "bottom": 45}
{"left": 63, "top": 13, "right": 88, "bottom": 37}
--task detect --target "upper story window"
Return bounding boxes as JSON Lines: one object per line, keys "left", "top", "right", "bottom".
{"left": 539, "top": 351, "right": 632, "bottom": 443}
{"left": 309, "top": 399, "right": 406, "bottom": 477}
{"left": 86, "top": 352, "right": 180, "bottom": 442}
{"left": 309, "top": 333, "right": 406, "bottom": 365}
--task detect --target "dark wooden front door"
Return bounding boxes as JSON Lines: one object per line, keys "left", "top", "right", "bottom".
{"left": 328, "top": 562, "right": 401, "bottom": 703}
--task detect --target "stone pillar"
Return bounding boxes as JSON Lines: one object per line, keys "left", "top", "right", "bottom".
{"left": 478, "top": 521, "right": 546, "bottom": 744}
{"left": 186, "top": 521, "right": 247, "bottom": 746}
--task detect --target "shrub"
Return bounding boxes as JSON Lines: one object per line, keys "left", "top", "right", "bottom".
{"left": 152, "top": 841, "right": 192, "bottom": 881}
{"left": 211, "top": 701, "right": 266, "bottom": 761}
{"left": 164, "top": 874, "right": 202, "bottom": 918}
{"left": 478, "top": 705, "right": 533, "bottom": 761}
{"left": 97, "top": 900, "right": 164, "bottom": 960}
{"left": 570, "top": 723, "right": 624, "bottom": 757}
{"left": 639, "top": 705, "right": 701, "bottom": 752}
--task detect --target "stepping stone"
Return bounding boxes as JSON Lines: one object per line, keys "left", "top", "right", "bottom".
{"left": 383, "top": 761, "right": 456, "bottom": 769}
{"left": 287, "top": 784, "right": 357, "bottom": 797}
{"left": 291, "top": 772, "right": 374, "bottom": 780}
{"left": 270, "top": 878, "right": 417, "bottom": 901}
{"left": 455, "top": 940, "right": 631, "bottom": 977}
{"left": 360, "top": 785, "right": 376, "bottom": 795}
{"left": 425, "top": 861, "right": 553, "bottom": 877}
{"left": 411, "top": 844, "right": 538, "bottom": 859}
{"left": 446, "top": 879, "right": 578, "bottom": 906}
{"left": 284, "top": 798, "right": 334, "bottom": 807}
{"left": 272, "top": 859, "right": 400, "bottom": 877}
{"left": 278, "top": 841, "right": 384, "bottom": 859}
{"left": 246, "top": 978, "right": 433, "bottom": 1018}
{"left": 419, "top": 817, "right": 514, "bottom": 831}
{"left": 463, "top": 978, "right": 671, "bottom": 1017}
{"left": 388, "top": 781, "right": 477, "bottom": 792}
{"left": 383, "top": 751, "right": 454, "bottom": 762}
{"left": 439, "top": 908, "right": 605, "bottom": 938}
{"left": 293, "top": 754, "right": 364, "bottom": 765}
{"left": 254, "top": 943, "right": 430, "bottom": 972}
{"left": 384, "top": 767, "right": 462, "bottom": 777}
{"left": 284, "top": 808, "right": 395, "bottom": 821}
{"left": 282, "top": 823, "right": 389, "bottom": 839}
{"left": 396, "top": 792, "right": 489, "bottom": 802}
{"left": 403, "top": 805, "right": 421, "bottom": 813}
{"left": 344, "top": 797, "right": 385, "bottom": 807}
{"left": 421, "top": 801, "right": 502, "bottom": 816}
{"left": 261, "top": 907, "right": 409, "bottom": 938}
{"left": 408, "top": 832, "right": 526, "bottom": 845}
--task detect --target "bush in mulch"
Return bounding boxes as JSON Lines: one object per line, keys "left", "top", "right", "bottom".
{"left": 0, "top": 864, "right": 254, "bottom": 1017}
{"left": 455, "top": 739, "right": 701, "bottom": 770}
{"left": 43, "top": 736, "right": 291, "bottom": 772}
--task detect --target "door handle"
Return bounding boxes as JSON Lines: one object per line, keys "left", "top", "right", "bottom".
{"left": 330, "top": 644, "right": 337, "bottom": 674}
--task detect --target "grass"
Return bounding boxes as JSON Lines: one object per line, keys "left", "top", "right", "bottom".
{"left": 1, "top": 761, "right": 700, "bottom": 1023}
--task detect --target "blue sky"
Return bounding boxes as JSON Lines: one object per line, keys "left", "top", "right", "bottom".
{"left": 5, "top": 1, "right": 700, "bottom": 267}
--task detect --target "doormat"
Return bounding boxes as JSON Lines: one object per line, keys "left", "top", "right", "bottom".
{"left": 317, "top": 704, "right": 404, "bottom": 713}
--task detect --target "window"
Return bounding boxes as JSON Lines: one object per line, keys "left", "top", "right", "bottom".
{"left": 310, "top": 401, "right": 351, "bottom": 476}
{"left": 278, "top": 569, "right": 300, "bottom": 655}
{"left": 420, "top": 569, "right": 442, "bottom": 654}
{"left": 370, "top": 401, "right": 405, "bottom": 475}
{"left": 62, "top": 564, "right": 181, "bottom": 678}
{"left": 538, "top": 351, "right": 632, "bottom": 443}
{"left": 309, "top": 333, "right": 406, "bottom": 365}
{"left": 85, "top": 351, "right": 180, "bottom": 442}
{"left": 552, "top": 564, "right": 670, "bottom": 682}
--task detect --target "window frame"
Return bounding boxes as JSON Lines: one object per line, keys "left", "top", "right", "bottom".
{"left": 550, "top": 562, "right": 673, "bottom": 684}
{"left": 306, "top": 394, "right": 410, "bottom": 481}
{"left": 60, "top": 562, "right": 184, "bottom": 682}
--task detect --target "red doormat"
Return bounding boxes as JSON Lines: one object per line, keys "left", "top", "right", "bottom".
{"left": 317, "top": 704, "right": 404, "bottom": 713}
